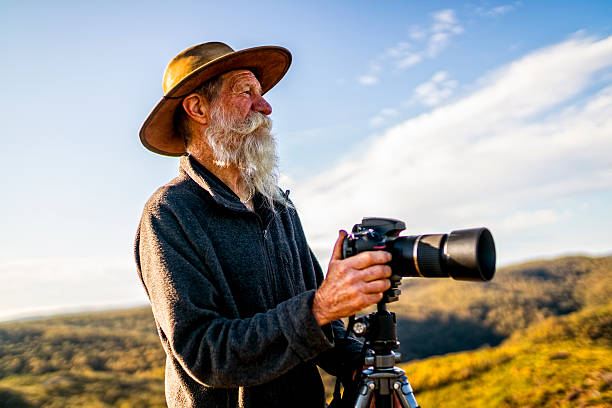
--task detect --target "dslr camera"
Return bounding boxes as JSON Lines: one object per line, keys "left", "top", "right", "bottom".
{"left": 342, "top": 217, "right": 496, "bottom": 302}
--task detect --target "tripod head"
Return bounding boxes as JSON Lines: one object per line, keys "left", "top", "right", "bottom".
{"left": 352, "top": 303, "right": 400, "bottom": 358}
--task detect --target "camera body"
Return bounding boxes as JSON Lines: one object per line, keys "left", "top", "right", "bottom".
{"left": 342, "top": 217, "right": 496, "bottom": 302}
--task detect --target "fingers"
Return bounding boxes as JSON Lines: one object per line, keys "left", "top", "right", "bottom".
{"left": 330, "top": 230, "right": 347, "bottom": 261}
{"left": 363, "top": 292, "right": 384, "bottom": 306}
{"left": 361, "top": 264, "right": 392, "bottom": 282}
{"left": 363, "top": 276, "right": 392, "bottom": 294}
{"left": 346, "top": 250, "right": 392, "bottom": 270}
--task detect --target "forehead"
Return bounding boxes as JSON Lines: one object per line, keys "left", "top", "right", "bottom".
{"left": 220, "top": 69, "right": 262, "bottom": 91}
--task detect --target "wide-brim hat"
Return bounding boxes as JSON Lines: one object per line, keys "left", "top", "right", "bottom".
{"left": 140, "top": 42, "right": 292, "bottom": 156}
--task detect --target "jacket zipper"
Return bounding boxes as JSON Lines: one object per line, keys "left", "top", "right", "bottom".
{"left": 257, "top": 218, "right": 278, "bottom": 305}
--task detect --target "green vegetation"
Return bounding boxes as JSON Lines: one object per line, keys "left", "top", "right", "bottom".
{"left": 401, "top": 302, "right": 612, "bottom": 408}
{"left": 0, "top": 309, "right": 165, "bottom": 407}
{"left": 392, "top": 255, "right": 612, "bottom": 359}
{"left": 0, "top": 255, "right": 610, "bottom": 407}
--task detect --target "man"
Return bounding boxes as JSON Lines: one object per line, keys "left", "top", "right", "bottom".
{"left": 135, "top": 42, "right": 392, "bottom": 407}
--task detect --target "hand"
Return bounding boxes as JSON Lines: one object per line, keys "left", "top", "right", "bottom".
{"left": 312, "top": 230, "right": 392, "bottom": 326}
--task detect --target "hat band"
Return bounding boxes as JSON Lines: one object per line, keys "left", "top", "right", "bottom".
{"left": 163, "top": 94, "right": 191, "bottom": 100}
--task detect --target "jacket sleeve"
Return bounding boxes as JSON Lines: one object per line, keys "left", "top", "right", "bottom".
{"left": 135, "top": 199, "right": 335, "bottom": 388}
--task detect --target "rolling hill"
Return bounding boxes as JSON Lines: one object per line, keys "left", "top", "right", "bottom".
{"left": 391, "top": 255, "right": 612, "bottom": 359}
{"left": 0, "top": 309, "right": 165, "bottom": 407}
{"left": 398, "top": 301, "right": 612, "bottom": 407}
{"left": 0, "top": 255, "right": 610, "bottom": 407}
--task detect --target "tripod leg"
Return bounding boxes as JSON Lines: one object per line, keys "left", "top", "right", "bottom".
{"left": 354, "top": 380, "right": 375, "bottom": 408}
{"left": 392, "top": 377, "right": 420, "bottom": 408}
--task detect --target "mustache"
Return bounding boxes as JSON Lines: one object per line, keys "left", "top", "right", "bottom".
{"left": 211, "top": 107, "right": 272, "bottom": 137}
{"left": 231, "top": 111, "right": 272, "bottom": 135}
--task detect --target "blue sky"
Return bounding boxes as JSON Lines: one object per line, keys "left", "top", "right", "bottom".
{"left": 1, "top": 0, "right": 611, "bottom": 320}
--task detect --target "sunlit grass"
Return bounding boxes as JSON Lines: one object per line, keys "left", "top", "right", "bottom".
{"left": 2, "top": 256, "right": 611, "bottom": 407}
{"left": 322, "top": 302, "right": 612, "bottom": 407}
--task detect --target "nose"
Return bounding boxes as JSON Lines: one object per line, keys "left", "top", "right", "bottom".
{"left": 252, "top": 95, "right": 272, "bottom": 115}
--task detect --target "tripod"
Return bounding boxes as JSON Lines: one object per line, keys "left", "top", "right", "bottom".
{"left": 348, "top": 302, "right": 420, "bottom": 408}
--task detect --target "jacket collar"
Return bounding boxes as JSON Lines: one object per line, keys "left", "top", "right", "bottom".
{"left": 179, "top": 155, "right": 250, "bottom": 213}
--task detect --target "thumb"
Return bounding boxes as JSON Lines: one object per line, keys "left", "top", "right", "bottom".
{"left": 331, "top": 230, "right": 348, "bottom": 261}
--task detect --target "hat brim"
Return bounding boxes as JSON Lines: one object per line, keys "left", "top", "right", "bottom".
{"left": 139, "top": 46, "right": 292, "bottom": 156}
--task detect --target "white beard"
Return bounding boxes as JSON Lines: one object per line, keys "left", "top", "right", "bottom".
{"left": 205, "top": 104, "right": 290, "bottom": 209}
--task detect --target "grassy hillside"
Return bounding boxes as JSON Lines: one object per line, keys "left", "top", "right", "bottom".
{"left": 0, "top": 309, "right": 165, "bottom": 407}
{"left": 399, "top": 301, "right": 612, "bottom": 408}
{"left": 391, "top": 255, "right": 612, "bottom": 359}
{"left": 0, "top": 255, "right": 610, "bottom": 407}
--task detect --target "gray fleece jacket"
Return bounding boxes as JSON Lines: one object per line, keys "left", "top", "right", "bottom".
{"left": 135, "top": 155, "right": 361, "bottom": 407}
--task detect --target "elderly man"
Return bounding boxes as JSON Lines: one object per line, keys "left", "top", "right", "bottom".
{"left": 135, "top": 42, "right": 392, "bottom": 408}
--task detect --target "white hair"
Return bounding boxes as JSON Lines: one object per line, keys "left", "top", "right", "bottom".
{"left": 205, "top": 103, "right": 291, "bottom": 210}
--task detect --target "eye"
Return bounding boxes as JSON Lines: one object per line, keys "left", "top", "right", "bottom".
{"left": 242, "top": 89, "right": 252, "bottom": 96}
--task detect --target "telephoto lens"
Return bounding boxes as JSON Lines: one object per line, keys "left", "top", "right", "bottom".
{"left": 391, "top": 227, "right": 496, "bottom": 281}
{"left": 342, "top": 217, "right": 496, "bottom": 281}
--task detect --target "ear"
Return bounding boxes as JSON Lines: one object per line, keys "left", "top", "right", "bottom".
{"left": 182, "top": 93, "right": 210, "bottom": 126}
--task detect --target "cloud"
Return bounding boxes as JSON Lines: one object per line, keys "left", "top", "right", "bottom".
{"left": 358, "top": 9, "right": 463, "bottom": 84}
{"left": 501, "top": 209, "right": 562, "bottom": 230}
{"left": 0, "top": 257, "right": 147, "bottom": 320}
{"left": 476, "top": 2, "right": 520, "bottom": 17}
{"left": 397, "top": 54, "right": 422, "bottom": 69}
{"left": 358, "top": 75, "right": 379, "bottom": 85}
{"left": 294, "top": 34, "right": 612, "bottom": 265}
{"left": 412, "top": 71, "right": 458, "bottom": 106}
{"left": 409, "top": 26, "right": 427, "bottom": 40}
{"left": 427, "top": 9, "right": 464, "bottom": 57}
{"left": 370, "top": 108, "right": 399, "bottom": 127}
{"left": 402, "top": 9, "right": 463, "bottom": 63}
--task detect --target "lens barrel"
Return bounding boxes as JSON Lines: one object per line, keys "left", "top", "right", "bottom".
{"left": 390, "top": 228, "right": 496, "bottom": 281}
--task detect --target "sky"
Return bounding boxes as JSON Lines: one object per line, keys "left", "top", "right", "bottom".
{"left": 1, "top": 0, "right": 611, "bottom": 321}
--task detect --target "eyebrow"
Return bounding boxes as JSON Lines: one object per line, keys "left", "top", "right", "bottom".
{"left": 228, "top": 74, "right": 262, "bottom": 94}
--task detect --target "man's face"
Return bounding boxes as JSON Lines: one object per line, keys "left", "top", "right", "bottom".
{"left": 215, "top": 70, "right": 272, "bottom": 122}
{"left": 201, "top": 69, "right": 286, "bottom": 207}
